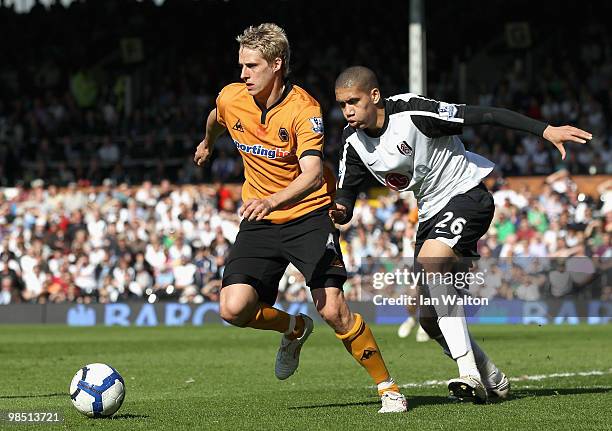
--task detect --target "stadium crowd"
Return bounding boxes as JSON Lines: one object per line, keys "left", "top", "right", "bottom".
{"left": 1, "top": 0, "right": 611, "bottom": 304}
{"left": 1, "top": 171, "right": 611, "bottom": 305}
{"left": 1, "top": 0, "right": 611, "bottom": 187}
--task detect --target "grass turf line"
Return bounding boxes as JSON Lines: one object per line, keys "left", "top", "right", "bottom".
{"left": 0, "top": 324, "right": 610, "bottom": 430}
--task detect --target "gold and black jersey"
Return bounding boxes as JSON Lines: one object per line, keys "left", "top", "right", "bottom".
{"left": 216, "top": 82, "right": 335, "bottom": 223}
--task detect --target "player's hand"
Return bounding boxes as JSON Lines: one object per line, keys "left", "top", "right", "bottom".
{"left": 329, "top": 203, "right": 347, "bottom": 224}
{"left": 194, "top": 139, "right": 212, "bottom": 166}
{"left": 543, "top": 125, "right": 592, "bottom": 160}
{"left": 240, "top": 198, "right": 275, "bottom": 221}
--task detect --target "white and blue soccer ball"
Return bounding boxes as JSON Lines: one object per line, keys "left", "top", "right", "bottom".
{"left": 69, "top": 363, "right": 125, "bottom": 417}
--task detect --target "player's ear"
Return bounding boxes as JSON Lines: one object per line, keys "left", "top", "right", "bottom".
{"left": 272, "top": 57, "right": 283, "bottom": 73}
{"left": 370, "top": 88, "right": 381, "bottom": 104}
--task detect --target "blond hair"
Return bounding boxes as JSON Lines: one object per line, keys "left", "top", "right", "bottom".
{"left": 236, "top": 23, "right": 291, "bottom": 77}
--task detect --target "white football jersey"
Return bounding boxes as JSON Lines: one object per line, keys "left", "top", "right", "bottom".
{"left": 336, "top": 93, "right": 495, "bottom": 222}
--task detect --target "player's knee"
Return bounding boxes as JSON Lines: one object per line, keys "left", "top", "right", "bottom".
{"left": 219, "top": 300, "right": 251, "bottom": 327}
{"left": 416, "top": 243, "right": 456, "bottom": 274}
{"left": 416, "top": 256, "right": 448, "bottom": 274}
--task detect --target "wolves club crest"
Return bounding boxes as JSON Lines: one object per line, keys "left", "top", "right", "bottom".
{"left": 360, "top": 348, "right": 377, "bottom": 360}
{"left": 278, "top": 127, "right": 289, "bottom": 142}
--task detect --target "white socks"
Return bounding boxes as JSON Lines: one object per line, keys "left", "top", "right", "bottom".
{"left": 434, "top": 329, "right": 500, "bottom": 380}
{"left": 437, "top": 316, "right": 479, "bottom": 378}
{"left": 428, "top": 281, "right": 494, "bottom": 380}
{"left": 283, "top": 315, "right": 296, "bottom": 336}
{"left": 456, "top": 349, "right": 480, "bottom": 378}
{"left": 377, "top": 378, "right": 397, "bottom": 393}
{"left": 437, "top": 316, "right": 471, "bottom": 359}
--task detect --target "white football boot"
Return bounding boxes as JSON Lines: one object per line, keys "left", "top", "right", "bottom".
{"left": 275, "top": 314, "right": 314, "bottom": 380}
{"left": 485, "top": 371, "right": 510, "bottom": 399}
{"left": 447, "top": 375, "right": 488, "bottom": 404}
{"left": 415, "top": 325, "right": 431, "bottom": 342}
{"left": 397, "top": 317, "right": 416, "bottom": 338}
{"left": 378, "top": 391, "right": 408, "bottom": 413}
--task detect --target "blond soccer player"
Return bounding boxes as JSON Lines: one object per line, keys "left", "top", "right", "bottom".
{"left": 194, "top": 25, "right": 406, "bottom": 413}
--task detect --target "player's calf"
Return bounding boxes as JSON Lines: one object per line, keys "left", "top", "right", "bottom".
{"left": 312, "top": 288, "right": 407, "bottom": 412}
{"left": 314, "top": 290, "right": 354, "bottom": 333}
{"left": 418, "top": 315, "right": 442, "bottom": 339}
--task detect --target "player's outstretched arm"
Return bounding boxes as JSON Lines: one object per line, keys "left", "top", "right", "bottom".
{"left": 463, "top": 105, "right": 592, "bottom": 159}
{"left": 194, "top": 108, "right": 226, "bottom": 166}
{"left": 240, "top": 155, "right": 324, "bottom": 221}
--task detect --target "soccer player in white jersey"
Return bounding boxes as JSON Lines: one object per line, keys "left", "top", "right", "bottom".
{"left": 330, "top": 66, "right": 592, "bottom": 403}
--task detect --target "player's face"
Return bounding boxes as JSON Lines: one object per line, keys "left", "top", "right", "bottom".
{"left": 335, "top": 86, "right": 379, "bottom": 130}
{"left": 239, "top": 47, "right": 280, "bottom": 97}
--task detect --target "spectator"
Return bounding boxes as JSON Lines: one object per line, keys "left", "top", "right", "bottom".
{"left": 0, "top": 0, "right": 610, "bottom": 304}
{"left": 0, "top": 276, "right": 18, "bottom": 304}
{"left": 549, "top": 260, "right": 573, "bottom": 297}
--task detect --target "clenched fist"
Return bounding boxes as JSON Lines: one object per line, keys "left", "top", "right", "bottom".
{"left": 329, "top": 202, "right": 348, "bottom": 224}
{"left": 194, "top": 139, "right": 212, "bottom": 166}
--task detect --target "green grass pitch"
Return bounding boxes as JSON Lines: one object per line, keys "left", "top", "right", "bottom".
{"left": 0, "top": 324, "right": 611, "bottom": 430}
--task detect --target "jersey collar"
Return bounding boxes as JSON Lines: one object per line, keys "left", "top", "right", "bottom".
{"left": 363, "top": 99, "right": 390, "bottom": 138}
{"left": 254, "top": 81, "right": 293, "bottom": 124}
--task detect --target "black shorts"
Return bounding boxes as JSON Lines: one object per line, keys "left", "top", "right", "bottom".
{"left": 415, "top": 182, "right": 495, "bottom": 260}
{"left": 222, "top": 206, "right": 347, "bottom": 305}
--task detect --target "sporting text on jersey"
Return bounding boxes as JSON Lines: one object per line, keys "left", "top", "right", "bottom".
{"left": 234, "top": 139, "right": 292, "bottom": 159}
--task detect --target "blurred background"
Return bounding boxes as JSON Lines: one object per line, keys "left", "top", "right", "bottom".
{"left": 1, "top": 0, "right": 611, "bottom": 307}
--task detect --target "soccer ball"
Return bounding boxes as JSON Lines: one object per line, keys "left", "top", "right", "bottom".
{"left": 69, "top": 363, "right": 125, "bottom": 417}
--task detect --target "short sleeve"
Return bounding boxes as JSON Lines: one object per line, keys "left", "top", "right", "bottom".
{"left": 215, "top": 88, "right": 227, "bottom": 127}
{"left": 295, "top": 105, "right": 324, "bottom": 159}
